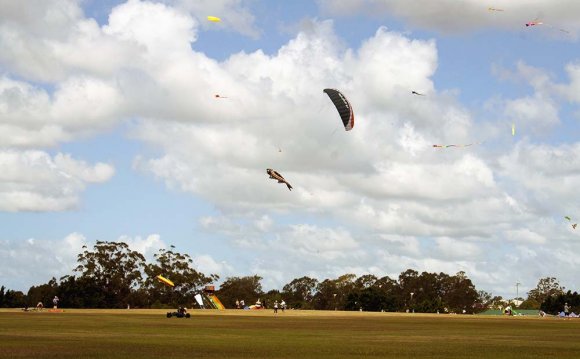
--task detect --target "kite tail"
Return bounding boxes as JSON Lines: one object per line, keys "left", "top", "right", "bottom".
{"left": 286, "top": 183, "right": 293, "bottom": 191}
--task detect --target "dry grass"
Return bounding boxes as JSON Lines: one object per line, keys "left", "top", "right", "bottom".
{"left": 1, "top": 309, "right": 579, "bottom": 358}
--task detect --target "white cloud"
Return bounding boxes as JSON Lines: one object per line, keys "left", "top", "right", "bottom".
{"left": 506, "top": 228, "right": 547, "bottom": 244}
{"left": 193, "top": 254, "right": 234, "bottom": 276}
{"left": 0, "top": 150, "right": 114, "bottom": 211}
{"left": 104, "top": 0, "right": 197, "bottom": 59}
{"left": 0, "top": 232, "right": 175, "bottom": 291}
{"left": 254, "top": 215, "right": 273, "bottom": 232}
{"left": 435, "top": 237, "right": 482, "bottom": 260}
{"left": 504, "top": 95, "right": 560, "bottom": 133}
{"left": 317, "top": 0, "right": 580, "bottom": 37}
{"left": 118, "top": 234, "right": 166, "bottom": 258}
{"left": 2, "top": 1, "right": 580, "bottom": 298}
{"left": 498, "top": 142, "right": 580, "bottom": 210}
{"left": 554, "top": 62, "right": 580, "bottom": 102}
{"left": 0, "top": 76, "right": 124, "bottom": 148}
{"left": 169, "top": 0, "right": 259, "bottom": 38}
{"left": 0, "top": 232, "right": 87, "bottom": 290}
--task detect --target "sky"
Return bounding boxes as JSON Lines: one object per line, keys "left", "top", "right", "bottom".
{"left": 1, "top": 0, "right": 580, "bottom": 299}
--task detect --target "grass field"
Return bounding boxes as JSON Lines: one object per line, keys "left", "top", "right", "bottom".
{"left": 1, "top": 309, "right": 580, "bottom": 358}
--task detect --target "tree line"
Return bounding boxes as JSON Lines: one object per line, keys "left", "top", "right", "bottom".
{"left": 0, "top": 241, "right": 576, "bottom": 314}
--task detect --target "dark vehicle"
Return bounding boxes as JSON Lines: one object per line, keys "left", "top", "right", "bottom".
{"left": 167, "top": 307, "right": 190, "bottom": 318}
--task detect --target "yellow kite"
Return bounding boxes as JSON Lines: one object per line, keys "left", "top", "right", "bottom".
{"left": 156, "top": 275, "right": 175, "bottom": 287}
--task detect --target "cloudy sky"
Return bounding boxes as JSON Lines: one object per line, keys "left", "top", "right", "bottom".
{"left": 2, "top": 0, "right": 580, "bottom": 298}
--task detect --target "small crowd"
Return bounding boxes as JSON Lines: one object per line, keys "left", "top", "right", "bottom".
{"left": 235, "top": 298, "right": 287, "bottom": 313}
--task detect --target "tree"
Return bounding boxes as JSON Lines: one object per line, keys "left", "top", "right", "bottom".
{"left": 263, "top": 289, "right": 281, "bottom": 308}
{"left": 144, "top": 246, "right": 217, "bottom": 307}
{"left": 312, "top": 274, "right": 359, "bottom": 310}
{"left": 354, "top": 275, "right": 378, "bottom": 290}
{"left": 475, "top": 290, "right": 494, "bottom": 311}
{"left": 54, "top": 274, "right": 116, "bottom": 308}
{"left": 312, "top": 279, "right": 338, "bottom": 310}
{"left": 1, "top": 288, "right": 26, "bottom": 308}
{"left": 27, "top": 278, "right": 58, "bottom": 307}
{"left": 74, "top": 241, "right": 147, "bottom": 308}
{"left": 282, "top": 276, "right": 318, "bottom": 309}
{"left": 540, "top": 290, "right": 580, "bottom": 314}
{"left": 518, "top": 298, "right": 541, "bottom": 310}
{"left": 440, "top": 271, "right": 479, "bottom": 313}
{"left": 217, "top": 275, "right": 263, "bottom": 308}
{"left": 398, "top": 269, "right": 420, "bottom": 311}
{"left": 374, "top": 276, "right": 400, "bottom": 312}
{"left": 345, "top": 286, "right": 392, "bottom": 312}
{"left": 527, "top": 277, "right": 565, "bottom": 304}
{"left": 412, "top": 272, "right": 444, "bottom": 313}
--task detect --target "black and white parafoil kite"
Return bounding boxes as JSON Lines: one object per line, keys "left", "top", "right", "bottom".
{"left": 323, "top": 88, "right": 354, "bottom": 131}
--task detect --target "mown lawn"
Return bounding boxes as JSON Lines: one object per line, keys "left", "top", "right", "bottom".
{"left": 1, "top": 309, "right": 579, "bottom": 358}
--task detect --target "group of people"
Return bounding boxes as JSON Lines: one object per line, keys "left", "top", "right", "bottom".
{"left": 235, "top": 299, "right": 245, "bottom": 309}
{"left": 36, "top": 296, "right": 60, "bottom": 310}
{"left": 234, "top": 298, "right": 287, "bottom": 312}
{"left": 559, "top": 302, "right": 579, "bottom": 318}
{"left": 22, "top": 296, "right": 60, "bottom": 312}
{"left": 273, "top": 300, "right": 286, "bottom": 314}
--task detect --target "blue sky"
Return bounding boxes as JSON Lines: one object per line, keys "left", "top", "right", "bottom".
{"left": 1, "top": 0, "right": 580, "bottom": 298}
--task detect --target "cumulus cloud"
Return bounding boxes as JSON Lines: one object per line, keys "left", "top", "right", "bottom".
{"left": 553, "top": 62, "right": 580, "bottom": 102}
{"left": 193, "top": 254, "right": 235, "bottom": 276}
{"left": 0, "top": 232, "right": 87, "bottom": 291}
{"left": 2, "top": 0, "right": 580, "bottom": 297}
{"left": 168, "top": 0, "right": 259, "bottom": 38}
{"left": 503, "top": 95, "right": 560, "bottom": 133}
{"left": 0, "top": 76, "right": 125, "bottom": 148}
{"left": 125, "top": 18, "right": 580, "bottom": 296}
{"left": 317, "top": 0, "right": 580, "bottom": 37}
{"left": 0, "top": 232, "right": 174, "bottom": 291}
{"left": 0, "top": 150, "right": 114, "bottom": 211}
{"left": 117, "top": 234, "right": 166, "bottom": 258}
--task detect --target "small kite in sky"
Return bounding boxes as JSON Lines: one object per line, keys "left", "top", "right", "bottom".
{"left": 267, "top": 168, "right": 293, "bottom": 191}
{"left": 411, "top": 91, "right": 425, "bottom": 96}
{"left": 156, "top": 275, "right": 175, "bottom": 287}
{"left": 214, "top": 94, "right": 228, "bottom": 99}
{"left": 433, "top": 142, "right": 481, "bottom": 149}
{"left": 525, "top": 19, "right": 569, "bottom": 33}
{"left": 565, "top": 216, "right": 577, "bottom": 229}
{"left": 488, "top": 7, "right": 504, "bottom": 12}
{"left": 207, "top": 16, "right": 221, "bottom": 22}
{"left": 525, "top": 19, "right": 543, "bottom": 27}
{"left": 512, "top": 124, "right": 515, "bottom": 136}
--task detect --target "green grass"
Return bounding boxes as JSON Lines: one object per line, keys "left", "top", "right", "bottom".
{"left": 1, "top": 309, "right": 579, "bottom": 358}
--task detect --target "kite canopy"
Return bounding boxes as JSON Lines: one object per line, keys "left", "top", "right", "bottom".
{"left": 323, "top": 88, "right": 354, "bottom": 131}
{"left": 207, "top": 16, "right": 221, "bottom": 22}
{"left": 156, "top": 275, "right": 175, "bottom": 287}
